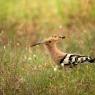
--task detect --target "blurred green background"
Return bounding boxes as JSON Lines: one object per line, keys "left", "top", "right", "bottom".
{"left": 0, "top": 0, "right": 95, "bottom": 95}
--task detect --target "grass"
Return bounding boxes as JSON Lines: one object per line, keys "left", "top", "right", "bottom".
{"left": 0, "top": 0, "right": 95, "bottom": 95}
{"left": 0, "top": 31, "right": 95, "bottom": 95}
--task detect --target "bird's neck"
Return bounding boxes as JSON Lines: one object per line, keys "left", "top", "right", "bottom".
{"left": 45, "top": 43, "right": 66, "bottom": 63}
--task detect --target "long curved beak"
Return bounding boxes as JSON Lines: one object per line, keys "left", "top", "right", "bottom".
{"left": 31, "top": 40, "right": 45, "bottom": 47}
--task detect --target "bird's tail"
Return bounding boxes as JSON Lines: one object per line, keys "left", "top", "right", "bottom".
{"left": 68, "top": 54, "right": 95, "bottom": 64}
{"left": 87, "top": 57, "right": 95, "bottom": 63}
{"left": 78, "top": 56, "right": 95, "bottom": 63}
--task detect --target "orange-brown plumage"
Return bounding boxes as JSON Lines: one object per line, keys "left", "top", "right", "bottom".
{"left": 31, "top": 35, "right": 95, "bottom": 70}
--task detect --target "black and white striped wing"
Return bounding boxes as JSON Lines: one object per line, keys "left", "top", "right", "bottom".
{"left": 60, "top": 54, "right": 95, "bottom": 66}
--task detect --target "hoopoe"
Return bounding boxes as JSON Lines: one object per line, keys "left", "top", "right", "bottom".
{"left": 31, "top": 35, "right": 95, "bottom": 70}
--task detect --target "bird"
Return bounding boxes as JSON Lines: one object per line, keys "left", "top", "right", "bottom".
{"left": 31, "top": 35, "right": 95, "bottom": 70}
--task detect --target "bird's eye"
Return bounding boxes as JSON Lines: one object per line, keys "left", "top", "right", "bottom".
{"left": 49, "top": 41, "right": 51, "bottom": 43}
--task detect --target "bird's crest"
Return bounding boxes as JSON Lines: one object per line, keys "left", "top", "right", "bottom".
{"left": 46, "top": 35, "right": 65, "bottom": 41}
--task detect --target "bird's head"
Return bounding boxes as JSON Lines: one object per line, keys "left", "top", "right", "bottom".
{"left": 31, "top": 35, "right": 65, "bottom": 47}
